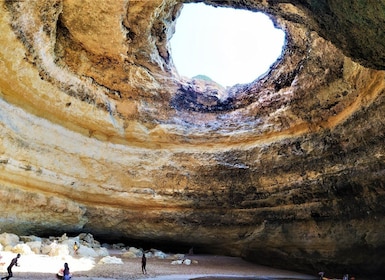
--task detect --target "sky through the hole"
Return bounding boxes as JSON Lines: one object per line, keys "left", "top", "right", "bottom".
{"left": 170, "top": 3, "right": 286, "bottom": 87}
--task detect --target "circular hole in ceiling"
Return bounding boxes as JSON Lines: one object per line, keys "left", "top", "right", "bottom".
{"left": 170, "top": 3, "right": 286, "bottom": 87}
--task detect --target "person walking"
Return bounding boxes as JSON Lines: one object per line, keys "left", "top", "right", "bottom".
{"left": 141, "top": 252, "right": 147, "bottom": 274}
{"left": 1, "top": 254, "right": 20, "bottom": 280}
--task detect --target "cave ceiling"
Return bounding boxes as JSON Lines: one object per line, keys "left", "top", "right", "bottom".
{"left": 1, "top": 0, "right": 385, "bottom": 278}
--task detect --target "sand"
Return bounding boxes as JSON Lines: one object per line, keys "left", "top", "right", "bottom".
{"left": 0, "top": 250, "right": 317, "bottom": 280}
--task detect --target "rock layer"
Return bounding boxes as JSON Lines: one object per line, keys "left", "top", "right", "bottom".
{"left": 1, "top": 0, "right": 385, "bottom": 278}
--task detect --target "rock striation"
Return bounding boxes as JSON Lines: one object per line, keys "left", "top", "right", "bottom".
{"left": 1, "top": 0, "right": 385, "bottom": 278}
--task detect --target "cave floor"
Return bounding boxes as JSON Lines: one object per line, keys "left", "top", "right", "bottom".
{"left": 1, "top": 252, "right": 317, "bottom": 280}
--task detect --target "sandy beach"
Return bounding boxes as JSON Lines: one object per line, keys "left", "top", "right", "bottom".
{"left": 0, "top": 250, "right": 317, "bottom": 280}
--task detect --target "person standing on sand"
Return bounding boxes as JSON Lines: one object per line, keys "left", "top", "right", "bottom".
{"left": 1, "top": 253, "right": 20, "bottom": 280}
{"left": 141, "top": 252, "right": 147, "bottom": 274}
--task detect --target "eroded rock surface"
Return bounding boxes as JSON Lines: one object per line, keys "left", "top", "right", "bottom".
{"left": 1, "top": 0, "right": 385, "bottom": 278}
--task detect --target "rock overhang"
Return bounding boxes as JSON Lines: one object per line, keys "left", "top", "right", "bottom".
{"left": 1, "top": 0, "right": 385, "bottom": 278}
{"left": 2, "top": 0, "right": 380, "bottom": 143}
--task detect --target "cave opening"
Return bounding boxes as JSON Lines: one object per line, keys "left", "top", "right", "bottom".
{"left": 170, "top": 3, "right": 286, "bottom": 87}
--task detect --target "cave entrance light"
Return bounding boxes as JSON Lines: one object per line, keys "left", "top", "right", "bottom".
{"left": 170, "top": 3, "right": 286, "bottom": 87}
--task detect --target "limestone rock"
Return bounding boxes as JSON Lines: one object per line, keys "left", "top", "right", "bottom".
{"left": 122, "top": 251, "right": 137, "bottom": 259}
{"left": 0, "top": 233, "right": 20, "bottom": 248}
{"left": 98, "top": 256, "right": 123, "bottom": 265}
{"left": 1, "top": 0, "right": 385, "bottom": 278}
{"left": 25, "top": 241, "right": 42, "bottom": 254}
{"left": 11, "top": 243, "right": 33, "bottom": 255}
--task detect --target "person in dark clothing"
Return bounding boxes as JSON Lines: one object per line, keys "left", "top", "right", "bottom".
{"left": 1, "top": 254, "right": 20, "bottom": 280}
{"left": 141, "top": 253, "right": 147, "bottom": 274}
{"left": 63, "top": 262, "right": 71, "bottom": 280}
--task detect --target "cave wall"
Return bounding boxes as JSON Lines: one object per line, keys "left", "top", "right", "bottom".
{"left": 1, "top": 0, "right": 385, "bottom": 278}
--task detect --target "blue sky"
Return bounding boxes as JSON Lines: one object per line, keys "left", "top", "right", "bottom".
{"left": 170, "top": 3, "right": 286, "bottom": 87}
